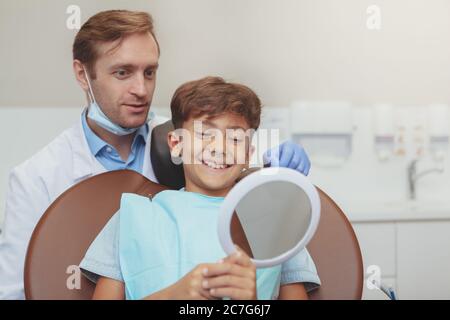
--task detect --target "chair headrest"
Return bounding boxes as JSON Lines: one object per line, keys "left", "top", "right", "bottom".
{"left": 150, "top": 120, "right": 185, "bottom": 189}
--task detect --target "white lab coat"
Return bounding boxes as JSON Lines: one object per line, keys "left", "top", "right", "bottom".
{"left": 0, "top": 112, "right": 168, "bottom": 299}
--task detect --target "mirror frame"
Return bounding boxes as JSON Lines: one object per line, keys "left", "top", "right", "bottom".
{"left": 217, "top": 167, "right": 321, "bottom": 267}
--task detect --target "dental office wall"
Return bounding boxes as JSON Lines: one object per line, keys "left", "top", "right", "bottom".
{"left": 1, "top": 0, "right": 450, "bottom": 299}
{"left": 2, "top": 0, "right": 450, "bottom": 107}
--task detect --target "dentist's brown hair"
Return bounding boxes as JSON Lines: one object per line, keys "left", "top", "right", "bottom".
{"left": 73, "top": 10, "right": 160, "bottom": 79}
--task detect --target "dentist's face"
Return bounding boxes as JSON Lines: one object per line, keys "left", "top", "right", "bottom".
{"left": 87, "top": 32, "right": 159, "bottom": 129}
{"left": 169, "top": 113, "right": 255, "bottom": 197}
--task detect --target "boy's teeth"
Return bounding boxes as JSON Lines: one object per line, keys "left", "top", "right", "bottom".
{"left": 204, "top": 160, "right": 228, "bottom": 169}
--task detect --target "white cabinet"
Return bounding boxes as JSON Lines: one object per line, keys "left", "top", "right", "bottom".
{"left": 352, "top": 223, "right": 396, "bottom": 277}
{"left": 352, "top": 223, "right": 396, "bottom": 300}
{"left": 352, "top": 219, "right": 450, "bottom": 300}
{"left": 397, "top": 221, "right": 450, "bottom": 299}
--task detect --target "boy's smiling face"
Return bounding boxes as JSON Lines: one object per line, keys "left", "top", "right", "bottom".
{"left": 168, "top": 113, "right": 255, "bottom": 197}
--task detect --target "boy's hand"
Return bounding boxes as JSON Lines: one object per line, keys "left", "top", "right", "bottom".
{"left": 203, "top": 246, "right": 257, "bottom": 300}
{"left": 164, "top": 263, "right": 220, "bottom": 300}
{"left": 163, "top": 247, "right": 256, "bottom": 300}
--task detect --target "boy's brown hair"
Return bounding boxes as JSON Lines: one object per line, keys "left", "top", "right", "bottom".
{"left": 73, "top": 10, "right": 159, "bottom": 78}
{"left": 170, "top": 76, "right": 262, "bottom": 130}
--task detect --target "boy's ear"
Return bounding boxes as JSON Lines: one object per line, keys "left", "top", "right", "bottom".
{"left": 245, "top": 145, "right": 256, "bottom": 167}
{"left": 249, "top": 145, "right": 255, "bottom": 158}
{"left": 167, "top": 131, "right": 182, "bottom": 157}
{"left": 167, "top": 131, "right": 185, "bottom": 167}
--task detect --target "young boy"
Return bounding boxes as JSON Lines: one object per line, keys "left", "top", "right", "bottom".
{"left": 79, "top": 76, "right": 320, "bottom": 300}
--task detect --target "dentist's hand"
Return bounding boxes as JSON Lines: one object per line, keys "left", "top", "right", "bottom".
{"left": 203, "top": 246, "right": 257, "bottom": 300}
{"left": 263, "top": 140, "right": 311, "bottom": 175}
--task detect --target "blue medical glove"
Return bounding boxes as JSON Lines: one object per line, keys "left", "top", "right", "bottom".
{"left": 263, "top": 141, "right": 311, "bottom": 175}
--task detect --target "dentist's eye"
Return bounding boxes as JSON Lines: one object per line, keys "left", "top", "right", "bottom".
{"left": 113, "top": 69, "right": 130, "bottom": 79}
{"left": 145, "top": 70, "right": 155, "bottom": 79}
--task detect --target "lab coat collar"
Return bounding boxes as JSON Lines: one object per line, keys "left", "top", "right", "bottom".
{"left": 70, "top": 112, "right": 105, "bottom": 182}
{"left": 69, "top": 109, "right": 158, "bottom": 183}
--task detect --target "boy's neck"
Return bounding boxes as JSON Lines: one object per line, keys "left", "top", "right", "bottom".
{"left": 184, "top": 180, "right": 231, "bottom": 198}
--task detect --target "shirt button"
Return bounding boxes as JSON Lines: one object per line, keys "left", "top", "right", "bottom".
{"left": 106, "top": 147, "right": 112, "bottom": 153}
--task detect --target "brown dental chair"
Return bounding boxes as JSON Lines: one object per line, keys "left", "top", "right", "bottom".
{"left": 24, "top": 121, "right": 364, "bottom": 300}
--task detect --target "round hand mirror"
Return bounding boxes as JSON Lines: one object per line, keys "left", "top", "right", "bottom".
{"left": 217, "top": 167, "right": 321, "bottom": 267}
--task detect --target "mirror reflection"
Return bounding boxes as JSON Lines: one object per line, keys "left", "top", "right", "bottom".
{"left": 230, "top": 181, "right": 312, "bottom": 261}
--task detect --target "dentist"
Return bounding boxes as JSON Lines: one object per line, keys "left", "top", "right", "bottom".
{"left": 0, "top": 10, "right": 311, "bottom": 299}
